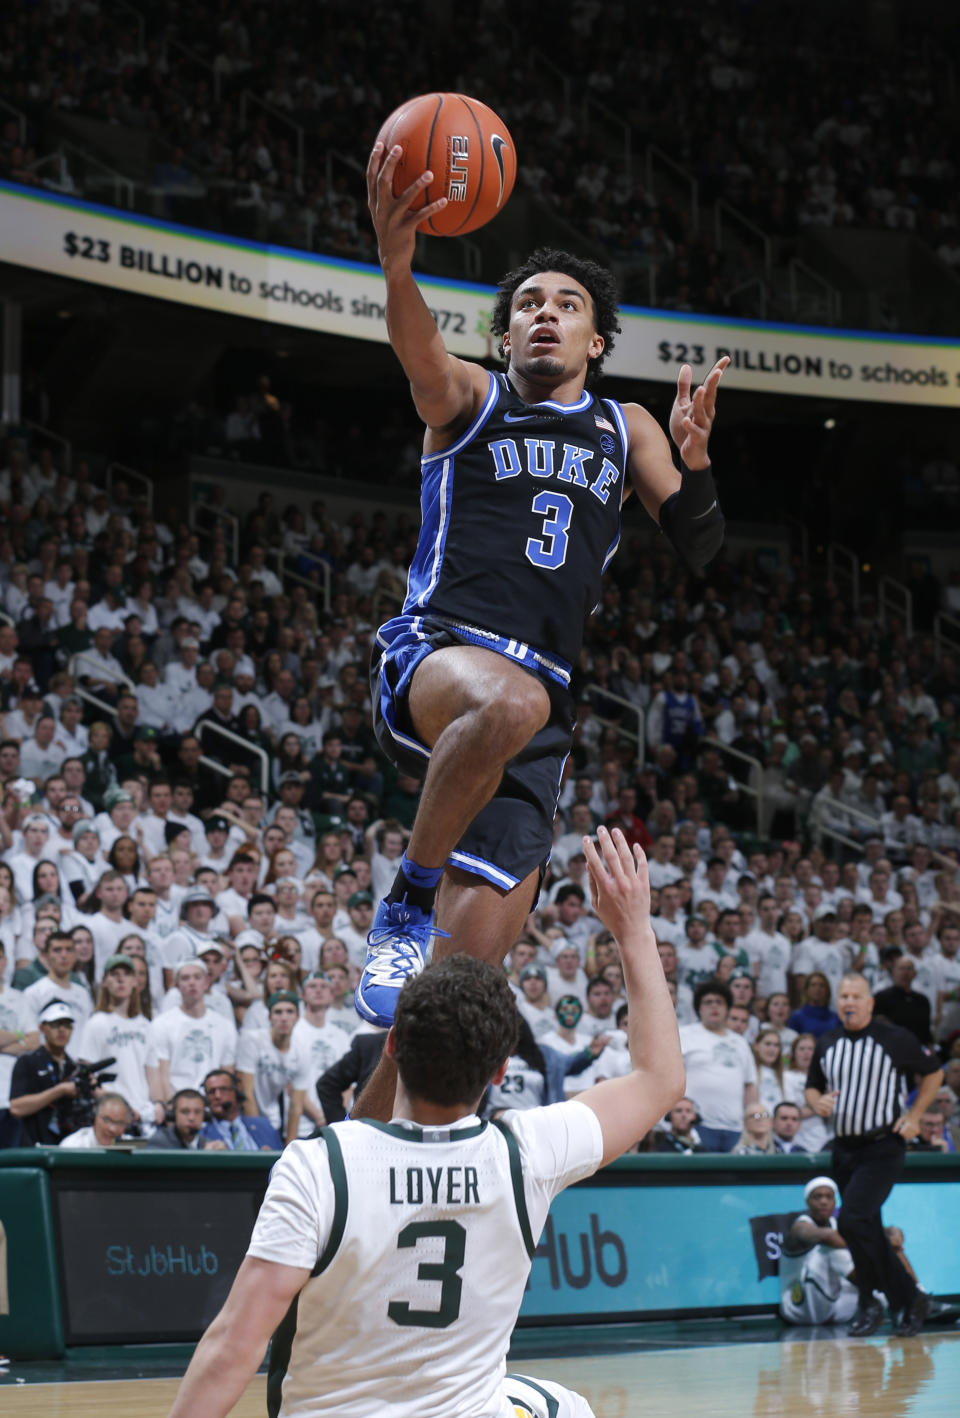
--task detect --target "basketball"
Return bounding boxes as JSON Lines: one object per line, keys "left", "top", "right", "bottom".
{"left": 374, "top": 92, "right": 517, "bottom": 237}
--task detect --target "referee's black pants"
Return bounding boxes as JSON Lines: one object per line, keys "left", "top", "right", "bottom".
{"left": 831, "top": 1133, "right": 916, "bottom": 1312}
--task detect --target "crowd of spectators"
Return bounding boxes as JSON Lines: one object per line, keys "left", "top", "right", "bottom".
{"left": 2, "top": 1, "right": 959, "bottom": 319}
{"left": 0, "top": 417, "right": 957, "bottom": 1155}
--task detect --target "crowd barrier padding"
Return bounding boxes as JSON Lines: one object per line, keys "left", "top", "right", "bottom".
{"left": 0, "top": 1148, "right": 956, "bottom": 1358}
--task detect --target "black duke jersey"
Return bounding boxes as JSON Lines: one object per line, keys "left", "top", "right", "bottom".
{"left": 404, "top": 372, "right": 627, "bottom": 668}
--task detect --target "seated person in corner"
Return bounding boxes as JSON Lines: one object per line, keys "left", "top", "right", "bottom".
{"left": 780, "top": 1175, "right": 859, "bottom": 1325}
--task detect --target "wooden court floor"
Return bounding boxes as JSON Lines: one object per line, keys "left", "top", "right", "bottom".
{"left": 4, "top": 1330, "right": 958, "bottom": 1417}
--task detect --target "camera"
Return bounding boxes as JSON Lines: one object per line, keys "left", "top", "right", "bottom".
{"left": 60, "top": 1055, "right": 118, "bottom": 1133}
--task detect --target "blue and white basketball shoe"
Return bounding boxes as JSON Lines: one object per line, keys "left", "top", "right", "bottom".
{"left": 355, "top": 898, "right": 449, "bottom": 1028}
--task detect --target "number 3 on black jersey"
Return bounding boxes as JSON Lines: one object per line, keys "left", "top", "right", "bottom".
{"left": 526, "top": 492, "right": 573, "bottom": 570}
{"left": 387, "top": 1220, "right": 466, "bottom": 1328}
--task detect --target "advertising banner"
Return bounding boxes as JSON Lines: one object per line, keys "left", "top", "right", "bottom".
{"left": 519, "top": 1177, "right": 960, "bottom": 1322}
{"left": 3, "top": 181, "right": 959, "bottom": 406}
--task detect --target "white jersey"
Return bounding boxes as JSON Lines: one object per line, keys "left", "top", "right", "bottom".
{"left": 0, "top": 987, "right": 33, "bottom": 1107}
{"left": 544, "top": 967, "right": 589, "bottom": 1008}
{"left": 162, "top": 924, "right": 217, "bottom": 971}
{"left": 291, "top": 1017, "right": 350, "bottom": 1137}
{"left": 76, "top": 1010, "right": 153, "bottom": 1122}
{"left": 248, "top": 1103, "right": 602, "bottom": 1417}
{"left": 675, "top": 942, "right": 721, "bottom": 993}
{"left": 757, "top": 1064, "right": 784, "bottom": 1115}
{"left": 743, "top": 929, "right": 792, "bottom": 997}
{"left": 516, "top": 998, "right": 556, "bottom": 1044}
{"left": 88, "top": 911, "right": 133, "bottom": 979}
{"left": 779, "top": 1215, "right": 858, "bottom": 1324}
{"left": 236, "top": 1028, "right": 312, "bottom": 1135}
{"left": 782, "top": 1069, "right": 831, "bottom": 1153}
{"left": 148, "top": 1006, "right": 236, "bottom": 1091}
{"left": 326, "top": 1003, "right": 359, "bottom": 1038}
{"left": 678, "top": 1022, "right": 758, "bottom": 1132}
{"left": 485, "top": 1057, "right": 548, "bottom": 1113}
{"left": 791, "top": 937, "right": 852, "bottom": 1005}
{"left": 21, "top": 975, "right": 94, "bottom": 1032}
{"left": 159, "top": 984, "right": 236, "bottom": 1026}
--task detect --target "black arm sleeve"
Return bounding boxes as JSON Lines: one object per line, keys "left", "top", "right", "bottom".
{"left": 658, "top": 461, "right": 725, "bottom": 574}
{"left": 805, "top": 1038, "right": 828, "bottom": 1094}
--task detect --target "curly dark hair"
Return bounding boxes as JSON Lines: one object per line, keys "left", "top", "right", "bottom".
{"left": 490, "top": 246, "right": 621, "bottom": 381}
{"left": 393, "top": 954, "right": 520, "bottom": 1107}
{"left": 693, "top": 976, "right": 733, "bottom": 1014}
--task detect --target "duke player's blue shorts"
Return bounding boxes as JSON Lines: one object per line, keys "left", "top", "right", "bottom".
{"left": 371, "top": 612, "right": 575, "bottom": 894}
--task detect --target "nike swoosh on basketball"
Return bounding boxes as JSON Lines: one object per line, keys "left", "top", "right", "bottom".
{"left": 490, "top": 134, "right": 508, "bottom": 206}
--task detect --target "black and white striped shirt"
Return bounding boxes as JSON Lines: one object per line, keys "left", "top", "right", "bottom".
{"left": 806, "top": 1017, "right": 940, "bottom": 1138}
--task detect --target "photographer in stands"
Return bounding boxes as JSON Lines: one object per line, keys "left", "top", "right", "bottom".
{"left": 7, "top": 999, "right": 79, "bottom": 1145}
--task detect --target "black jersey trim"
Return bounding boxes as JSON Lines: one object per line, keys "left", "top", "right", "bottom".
{"left": 502, "top": 372, "right": 593, "bottom": 413}
{"left": 314, "top": 1126, "right": 348, "bottom": 1273}
{"left": 266, "top": 1295, "right": 298, "bottom": 1418}
{"left": 505, "top": 1374, "right": 561, "bottom": 1418}
{"left": 266, "top": 1131, "right": 346, "bottom": 1418}
{"left": 492, "top": 1117, "right": 536, "bottom": 1258}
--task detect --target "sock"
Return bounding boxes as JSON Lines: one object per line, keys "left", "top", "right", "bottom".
{"left": 386, "top": 853, "right": 443, "bottom": 912}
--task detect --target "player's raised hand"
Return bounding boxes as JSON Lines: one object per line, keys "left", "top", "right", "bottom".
{"left": 366, "top": 141, "right": 448, "bottom": 268}
{"left": 583, "top": 826, "right": 651, "bottom": 945}
{"left": 668, "top": 356, "right": 729, "bottom": 470}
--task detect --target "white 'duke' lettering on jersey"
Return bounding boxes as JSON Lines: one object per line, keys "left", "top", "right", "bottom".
{"left": 488, "top": 437, "right": 620, "bottom": 504}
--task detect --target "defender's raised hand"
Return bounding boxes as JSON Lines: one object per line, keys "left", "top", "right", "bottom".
{"left": 582, "top": 826, "right": 651, "bottom": 946}
{"left": 366, "top": 141, "right": 448, "bottom": 269}
{"left": 668, "top": 356, "right": 729, "bottom": 470}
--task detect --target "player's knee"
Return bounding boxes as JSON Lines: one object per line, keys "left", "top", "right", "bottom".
{"left": 477, "top": 678, "right": 549, "bottom": 750}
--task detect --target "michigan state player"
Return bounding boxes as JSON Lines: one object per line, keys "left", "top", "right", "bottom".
{"left": 356, "top": 140, "right": 727, "bottom": 1073}
{"left": 166, "top": 827, "right": 684, "bottom": 1418}
{"left": 779, "top": 1177, "right": 860, "bottom": 1326}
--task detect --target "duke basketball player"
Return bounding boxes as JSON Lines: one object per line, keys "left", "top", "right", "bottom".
{"left": 353, "top": 142, "right": 726, "bottom": 1126}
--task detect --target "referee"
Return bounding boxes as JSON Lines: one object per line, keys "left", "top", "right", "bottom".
{"left": 805, "top": 971, "right": 943, "bottom": 1337}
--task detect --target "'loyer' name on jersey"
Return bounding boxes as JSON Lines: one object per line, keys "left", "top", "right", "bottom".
{"left": 488, "top": 437, "right": 621, "bottom": 505}
{"left": 389, "top": 1165, "right": 480, "bottom": 1205}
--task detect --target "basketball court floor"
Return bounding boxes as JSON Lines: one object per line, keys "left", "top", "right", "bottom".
{"left": 3, "top": 1320, "right": 958, "bottom": 1417}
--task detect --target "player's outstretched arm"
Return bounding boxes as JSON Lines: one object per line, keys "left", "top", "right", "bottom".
{"left": 623, "top": 357, "right": 728, "bottom": 574}
{"left": 166, "top": 1256, "right": 310, "bottom": 1418}
{"left": 367, "top": 141, "right": 487, "bottom": 432}
{"left": 579, "top": 828, "right": 685, "bottom": 1166}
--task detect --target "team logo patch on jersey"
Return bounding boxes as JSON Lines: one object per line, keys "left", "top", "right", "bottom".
{"left": 599, "top": 432, "right": 617, "bottom": 455}
{"left": 511, "top": 1406, "right": 536, "bottom": 1418}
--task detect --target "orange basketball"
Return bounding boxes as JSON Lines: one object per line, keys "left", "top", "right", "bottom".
{"left": 374, "top": 92, "right": 517, "bottom": 237}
